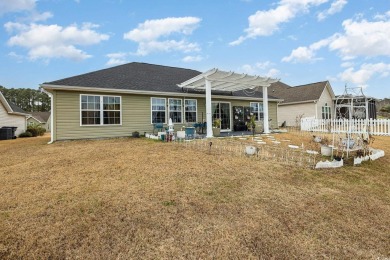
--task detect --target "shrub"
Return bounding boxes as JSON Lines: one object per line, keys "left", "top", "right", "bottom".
{"left": 19, "top": 131, "right": 33, "bottom": 138}
{"left": 27, "top": 124, "right": 46, "bottom": 137}
{"left": 380, "top": 104, "right": 390, "bottom": 113}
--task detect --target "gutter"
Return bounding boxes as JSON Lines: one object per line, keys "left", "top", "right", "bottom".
{"left": 278, "top": 99, "right": 318, "bottom": 106}
{"left": 41, "top": 84, "right": 283, "bottom": 102}
{"left": 9, "top": 112, "right": 31, "bottom": 116}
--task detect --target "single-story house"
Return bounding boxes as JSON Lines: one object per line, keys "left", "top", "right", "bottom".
{"left": 0, "top": 91, "right": 30, "bottom": 136}
{"left": 269, "top": 81, "right": 335, "bottom": 126}
{"left": 41, "top": 62, "right": 281, "bottom": 142}
{"left": 27, "top": 111, "right": 51, "bottom": 131}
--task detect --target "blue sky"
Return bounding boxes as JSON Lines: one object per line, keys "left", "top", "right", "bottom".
{"left": 1, "top": 0, "right": 389, "bottom": 98}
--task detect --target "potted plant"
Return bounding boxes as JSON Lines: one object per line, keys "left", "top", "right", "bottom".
{"left": 246, "top": 114, "right": 256, "bottom": 136}
{"left": 319, "top": 136, "right": 333, "bottom": 156}
{"left": 132, "top": 131, "right": 140, "bottom": 138}
{"left": 212, "top": 118, "right": 221, "bottom": 137}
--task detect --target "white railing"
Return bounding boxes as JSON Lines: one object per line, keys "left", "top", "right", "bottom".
{"left": 301, "top": 118, "right": 390, "bottom": 136}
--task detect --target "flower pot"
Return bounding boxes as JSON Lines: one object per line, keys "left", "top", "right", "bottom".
{"left": 245, "top": 146, "right": 256, "bottom": 155}
{"left": 255, "top": 125, "right": 263, "bottom": 134}
{"left": 212, "top": 128, "right": 220, "bottom": 137}
{"left": 321, "top": 145, "right": 333, "bottom": 156}
{"left": 176, "top": 131, "right": 185, "bottom": 139}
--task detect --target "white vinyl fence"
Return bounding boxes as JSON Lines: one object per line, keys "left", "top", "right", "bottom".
{"left": 301, "top": 118, "right": 390, "bottom": 136}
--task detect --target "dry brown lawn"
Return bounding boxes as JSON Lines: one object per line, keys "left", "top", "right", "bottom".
{"left": 0, "top": 133, "right": 389, "bottom": 259}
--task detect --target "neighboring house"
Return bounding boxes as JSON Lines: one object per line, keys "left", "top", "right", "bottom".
{"left": 27, "top": 111, "right": 51, "bottom": 131}
{"left": 41, "top": 62, "right": 281, "bottom": 142}
{"left": 0, "top": 91, "right": 30, "bottom": 136}
{"left": 269, "top": 81, "right": 335, "bottom": 126}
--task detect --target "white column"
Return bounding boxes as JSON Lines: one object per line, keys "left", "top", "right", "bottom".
{"left": 262, "top": 85, "right": 270, "bottom": 134}
{"left": 206, "top": 79, "right": 213, "bottom": 138}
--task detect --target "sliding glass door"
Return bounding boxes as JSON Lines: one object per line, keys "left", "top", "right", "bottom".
{"left": 212, "top": 102, "right": 231, "bottom": 131}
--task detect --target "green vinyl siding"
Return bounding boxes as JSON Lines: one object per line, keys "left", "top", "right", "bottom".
{"left": 52, "top": 90, "right": 279, "bottom": 141}
{"left": 55, "top": 90, "right": 151, "bottom": 140}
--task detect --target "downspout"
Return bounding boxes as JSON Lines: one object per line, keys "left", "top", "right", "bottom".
{"left": 314, "top": 100, "right": 318, "bottom": 118}
{"left": 41, "top": 88, "right": 54, "bottom": 144}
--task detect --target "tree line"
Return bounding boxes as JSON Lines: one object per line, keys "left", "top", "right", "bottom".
{"left": 0, "top": 86, "right": 50, "bottom": 112}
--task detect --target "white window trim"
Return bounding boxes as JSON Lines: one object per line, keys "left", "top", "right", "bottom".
{"left": 322, "top": 103, "right": 331, "bottom": 119}
{"left": 184, "top": 99, "right": 197, "bottom": 123}
{"left": 168, "top": 98, "right": 183, "bottom": 124}
{"left": 211, "top": 101, "right": 232, "bottom": 131}
{"left": 80, "top": 94, "right": 122, "bottom": 126}
{"left": 150, "top": 97, "right": 167, "bottom": 124}
{"left": 250, "top": 102, "right": 264, "bottom": 120}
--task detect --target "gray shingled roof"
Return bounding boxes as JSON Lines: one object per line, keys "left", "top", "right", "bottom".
{"left": 269, "top": 81, "right": 329, "bottom": 104}
{"left": 45, "top": 62, "right": 280, "bottom": 99}
{"left": 8, "top": 101, "right": 27, "bottom": 114}
{"left": 30, "top": 111, "right": 51, "bottom": 122}
{"left": 46, "top": 62, "right": 202, "bottom": 92}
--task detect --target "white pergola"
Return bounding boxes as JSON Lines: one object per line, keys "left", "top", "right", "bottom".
{"left": 178, "top": 68, "right": 279, "bottom": 138}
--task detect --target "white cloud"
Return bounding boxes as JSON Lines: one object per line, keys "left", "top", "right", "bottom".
{"left": 329, "top": 18, "right": 390, "bottom": 59}
{"left": 0, "top": 0, "right": 36, "bottom": 15}
{"left": 238, "top": 61, "right": 279, "bottom": 77}
{"left": 288, "top": 35, "right": 298, "bottom": 41}
{"left": 266, "top": 68, "right": 281, "bottom": 78}
{"left": 317, "top": 0, "right": 347, "bottom": 21}
{"left": 106, "top": 52, "right": 129, "bottom": 66}
{"left": 30, "top": 11, "right": 53, "bottom": 22}
{"left": 124, "top": 17, "right": 200, "bottom": 42}
{"left": 230, "top": 0, "right": 328, "bottom": 45}
{"left": 124, "top": 17, "right": 201, "bottom": 55}
{"left": 6, "top": 22, "right": 109, "bottom": 61}
{"left": 282, "top": 37, "right": 333, "bottom": 62}
{"left": 182, "top": 55, "right": 203, "bottom": 62}
{"left": 339, "top": 63, "right": 390, "bottom": 86}
{"left": 374, "top": 10, "right": 390, "bottom": 21}
{"left": 136, "top": 40, "right": 200, "bottom": 56}
{"left": 0, "top": 0, "right": 51, "bottom": 22}
{"left": 8, "top": 51, "right": 24, "bottom": 63}
{"left": 282, "top": 46, "right": 316, "bottom": 63}
{"left": 340, "top": 61, "right": 354, "bottom": 68}
{"left": 283, "top": 13, "right": 390, "bottom": 62}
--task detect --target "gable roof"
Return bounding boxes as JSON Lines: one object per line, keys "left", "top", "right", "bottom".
{"left": 0, "top": 91, "right": 29, "bottom": 116}
{"left": 29, "top": 111, "right": 51, "bottom": 123}
{"left": 270, "top": 81, "right": 333, "bottom": 104}
{"left": 42, "top": 62, "right": 281, "bottom": 100}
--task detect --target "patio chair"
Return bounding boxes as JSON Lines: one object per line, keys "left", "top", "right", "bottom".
{"left": 153, "top": 123, "right": 164, "bottom": 135}
{"left": 185, "top": 127, "right": 195, "bottom": 140}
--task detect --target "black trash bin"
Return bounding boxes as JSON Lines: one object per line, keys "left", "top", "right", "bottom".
{"left": 0, "top": 128, "right": 13, "bottom": 140}
{"left": 1, "top": 126, "right": 18, "bottom": 139}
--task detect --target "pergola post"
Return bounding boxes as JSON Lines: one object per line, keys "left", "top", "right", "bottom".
{"left": 262, "top": 85, "right": 270, "bottom": 134}
{"left": 205, "top": 79, "right": 213, "bottom": 138}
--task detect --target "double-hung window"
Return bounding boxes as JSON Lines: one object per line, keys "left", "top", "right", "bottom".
{"left": 322, "top": 103, "right": 331, "bottom": 119}
{"left": 168, "top": 98, "right": 182, "bottom": 123}
{"left": 151, "top": 97, "right": 166, "bottom": 124}
{"left": 81, "top": 95, "right": 121, "bottom": 125}
{"left": 250, "top": 102, "right": 264, "bottom": 120}
{"left": 103, "top": 96, "right": 121, "bottom": 124}
{"left": 184, "top": 99, "right": 197, "bottom": 123}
